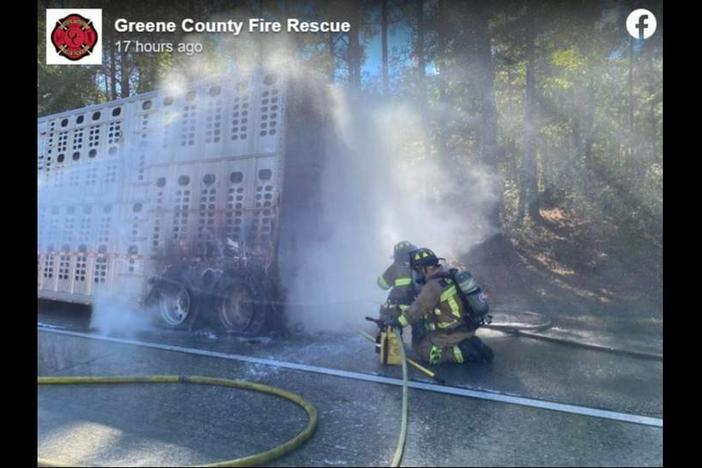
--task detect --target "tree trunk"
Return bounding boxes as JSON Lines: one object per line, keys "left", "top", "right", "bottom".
{"left": 473, "top": 1, "right": 499, "bottom": 167}
{"left": 381, "top": 0, "right": 389, "bottom": 96}
{"left": 101, "top": 49, "right": 110, "bottom": 100}
{"left": 472, "top": 0, "right": 502, "bottom": 229}
{"left": 327, "top": 33, "right": 336, "bottom": 82}
{"left": 120, "top": 50, "right": 130, "bottom": 98}
{"left": 347, "top": 2, "right": 362, "bottom": 89}
{"left": 650, "top": 93, "right": 657, "bottom": 166}
{"left": 435, "top": 0, "right": 452, "bottom": 163}
{"left": 416, "top": 0, "right": 431, "bottom": 159}
{"left": 254, "top": 0, "right": 264, "bottom": 66}
{"left": 581, "top": 79, "right": 596, "bottom": 196}
{"left": 102, "top": 71, "right": 110, "bottom": 100}
{"left": 520, "top": 4, "right": 543, "bottom": 224}
{"left": 109, "top": 42, "right": 117, "bottom": 101}
{"left": 279, "top": 0, "right": 299, "bottom": 63}
{"left": 628, "top": 35, "right": 635, "bottom": 179}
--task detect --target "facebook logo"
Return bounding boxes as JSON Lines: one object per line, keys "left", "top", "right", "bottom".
{"left": 626, "top": 9, "right": 657, "bottom": 40}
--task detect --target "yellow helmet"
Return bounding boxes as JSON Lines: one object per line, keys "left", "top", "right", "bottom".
{"left": 409, "top": 247, "right": 442, "bottom": 270}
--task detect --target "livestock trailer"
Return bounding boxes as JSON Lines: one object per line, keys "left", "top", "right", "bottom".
{"left": 38, "top": 69, "right": 333, "bottom": 335}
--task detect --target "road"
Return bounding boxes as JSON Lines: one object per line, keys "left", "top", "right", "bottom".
{"left": 37, "top": 307, "right": 662, "bottom": 466}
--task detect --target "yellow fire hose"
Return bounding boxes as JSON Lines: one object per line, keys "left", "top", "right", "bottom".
{"left": 37, "top": 375, "right": 318, "bottom": 467}
{"left": 390, "top": 327, "right": 408, "bottom": 467}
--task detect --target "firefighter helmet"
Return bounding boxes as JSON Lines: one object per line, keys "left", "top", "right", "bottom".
{"left": 409, "top": 248, "right": 442, "bottom": 270}
{"left": 392, "top": 241, "right": 418, "bottom": 261}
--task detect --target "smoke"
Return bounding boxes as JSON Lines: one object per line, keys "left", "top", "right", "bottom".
{"left": 90, "top": 296, "right": 153, "bottom": 337}
{"left": 39, "top": 23, "right": 501, "bottom": 336}
{"left": 283, "top": 86, "right": 501, "bottom": 333}
{"left": 89, "top": 291, "right": 156, "bottom": 338}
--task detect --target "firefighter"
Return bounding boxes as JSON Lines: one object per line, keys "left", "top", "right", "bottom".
{"left": 377, "top": 241, "right": 427, "bottom": 346}
{"left": 386, "top": 248, "right": 494, "bottom": 365}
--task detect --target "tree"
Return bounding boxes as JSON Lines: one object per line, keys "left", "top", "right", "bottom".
{"left": 347, "top": 2, "right": 362, "bottom": 89}
{"left": 415, "top": 0, "right": 430, "bottom": 159}
{"left": 381, "top": 0, "right": 390, "bottom": 95}
{"left": 517, "top": 2, "right": 543, "bottom": 224}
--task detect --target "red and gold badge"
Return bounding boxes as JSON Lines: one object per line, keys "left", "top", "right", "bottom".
{"left": 50, "top": 14, "right": 98, "bottom": 61}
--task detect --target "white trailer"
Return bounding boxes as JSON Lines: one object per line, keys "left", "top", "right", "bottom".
{"left": 38, "top": 70, "right": 333, "bottom": 334}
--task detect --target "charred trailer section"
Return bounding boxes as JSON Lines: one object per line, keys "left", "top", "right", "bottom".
{"left": 37, "top": 70, "right": 336, "bottom": 335}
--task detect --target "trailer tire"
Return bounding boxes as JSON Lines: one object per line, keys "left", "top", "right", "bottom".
{"left": 214, "top": 277, "right": 268, "bottom": 336}
{"left": 153, "top": 278, "right": 200, "bottom": 329}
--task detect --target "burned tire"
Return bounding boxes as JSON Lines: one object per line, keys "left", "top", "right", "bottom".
{"left": 214, "top": 278, "right": 268, "bottom": 335}
{"left": 155, "top": 280, "right": 198, "bottom": 329}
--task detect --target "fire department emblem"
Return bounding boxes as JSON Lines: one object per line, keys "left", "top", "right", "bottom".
{"left": 50, "top": 14, "right": 98, "bottom": 61}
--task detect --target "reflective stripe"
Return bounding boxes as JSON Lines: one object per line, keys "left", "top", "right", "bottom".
{"left": 394, "top": 277, "right": 412, "bottom": 286}
{"left": 427, "top": 305, "right": 462, "bottom": 330}
{"left": 447, "top": 296, "right": 462, "bottom": 318}
{"left": 440, "top": 283, "right": 462, "bottom": 318}
{"left": 453, "top": 345, "right": 464, "bottom": 363}
{"left": 398, "top": 314, "right": 410, "bottom": 327}
{"left": 429, "top": 345, "right": 442, "bottom": 364}
{"left": 436, "top": 319, "right": 460, "bottom": 329}
{"left": 439, "top": 285, "right": 457, "bottom": 302}
{"left": 384, "top": 303, "right": 410, "bottom": 311}
{"left": 377, "top": 275, "right": 390, "bottom": 290}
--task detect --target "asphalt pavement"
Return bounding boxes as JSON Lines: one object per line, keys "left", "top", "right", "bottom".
{"left": 37, "top": 307, "right": 662, "bottom": 466}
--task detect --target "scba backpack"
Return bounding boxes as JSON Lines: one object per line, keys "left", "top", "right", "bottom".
{"left": 447, "top": 268, "right": 492, "bottom": 329}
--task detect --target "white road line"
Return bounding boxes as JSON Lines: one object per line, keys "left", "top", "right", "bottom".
{"left": 38, "top": 327, "right": 663, "bottom": 428}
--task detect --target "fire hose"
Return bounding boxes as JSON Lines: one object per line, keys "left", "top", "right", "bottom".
{"left": 390, "top": 327, "right": 408, "bottom": 467}
{"left": 483, "top": 311, "right": 662, "bottom": 361}
{"left": 37, "top": 375, "right": 318, "bottom": 467}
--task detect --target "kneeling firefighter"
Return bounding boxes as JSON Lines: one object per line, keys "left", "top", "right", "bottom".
{"left": 377, "top": 241, "right": 426, "bottom": 346}
{"left": 385, "top": 248, "right": 494, "bottom": 365}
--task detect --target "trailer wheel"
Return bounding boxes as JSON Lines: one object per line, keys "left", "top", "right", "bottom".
{"left": 215, "top": 280, "right": 268, "bottom": 335}
{"left": 156, "top": 281, "right": 197, "bottom": 328}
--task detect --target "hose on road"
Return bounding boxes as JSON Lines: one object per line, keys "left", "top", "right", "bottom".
{"left": 485, "top": 311, "right": 662, "bottom": 361}
{"left": 37, "top": 375, "right": 318, "bottom": 467}
{"left": 389, "top": 327, "right": 408, "bottom": 467}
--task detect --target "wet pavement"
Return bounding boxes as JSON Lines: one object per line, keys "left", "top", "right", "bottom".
{"left": 38, "top": 307, "right": 662, "bottom": 466}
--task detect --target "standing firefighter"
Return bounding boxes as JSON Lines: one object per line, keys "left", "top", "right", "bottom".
{"left": 377, "top": 241, "right": 427, "bottom": 346}
{"left": 386, "top": 248, "right": 494, "bottom": 365}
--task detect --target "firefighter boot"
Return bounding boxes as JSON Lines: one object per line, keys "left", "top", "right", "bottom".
{"left": 468, "top": 336, "right": 494, "bottom": 363}
{"left": 458, "top": 336, "right": 494, "bottom": 364}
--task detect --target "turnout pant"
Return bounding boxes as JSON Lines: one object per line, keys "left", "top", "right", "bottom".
{"left": 414, "top": 331, "right": 494, "bottom": 365}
